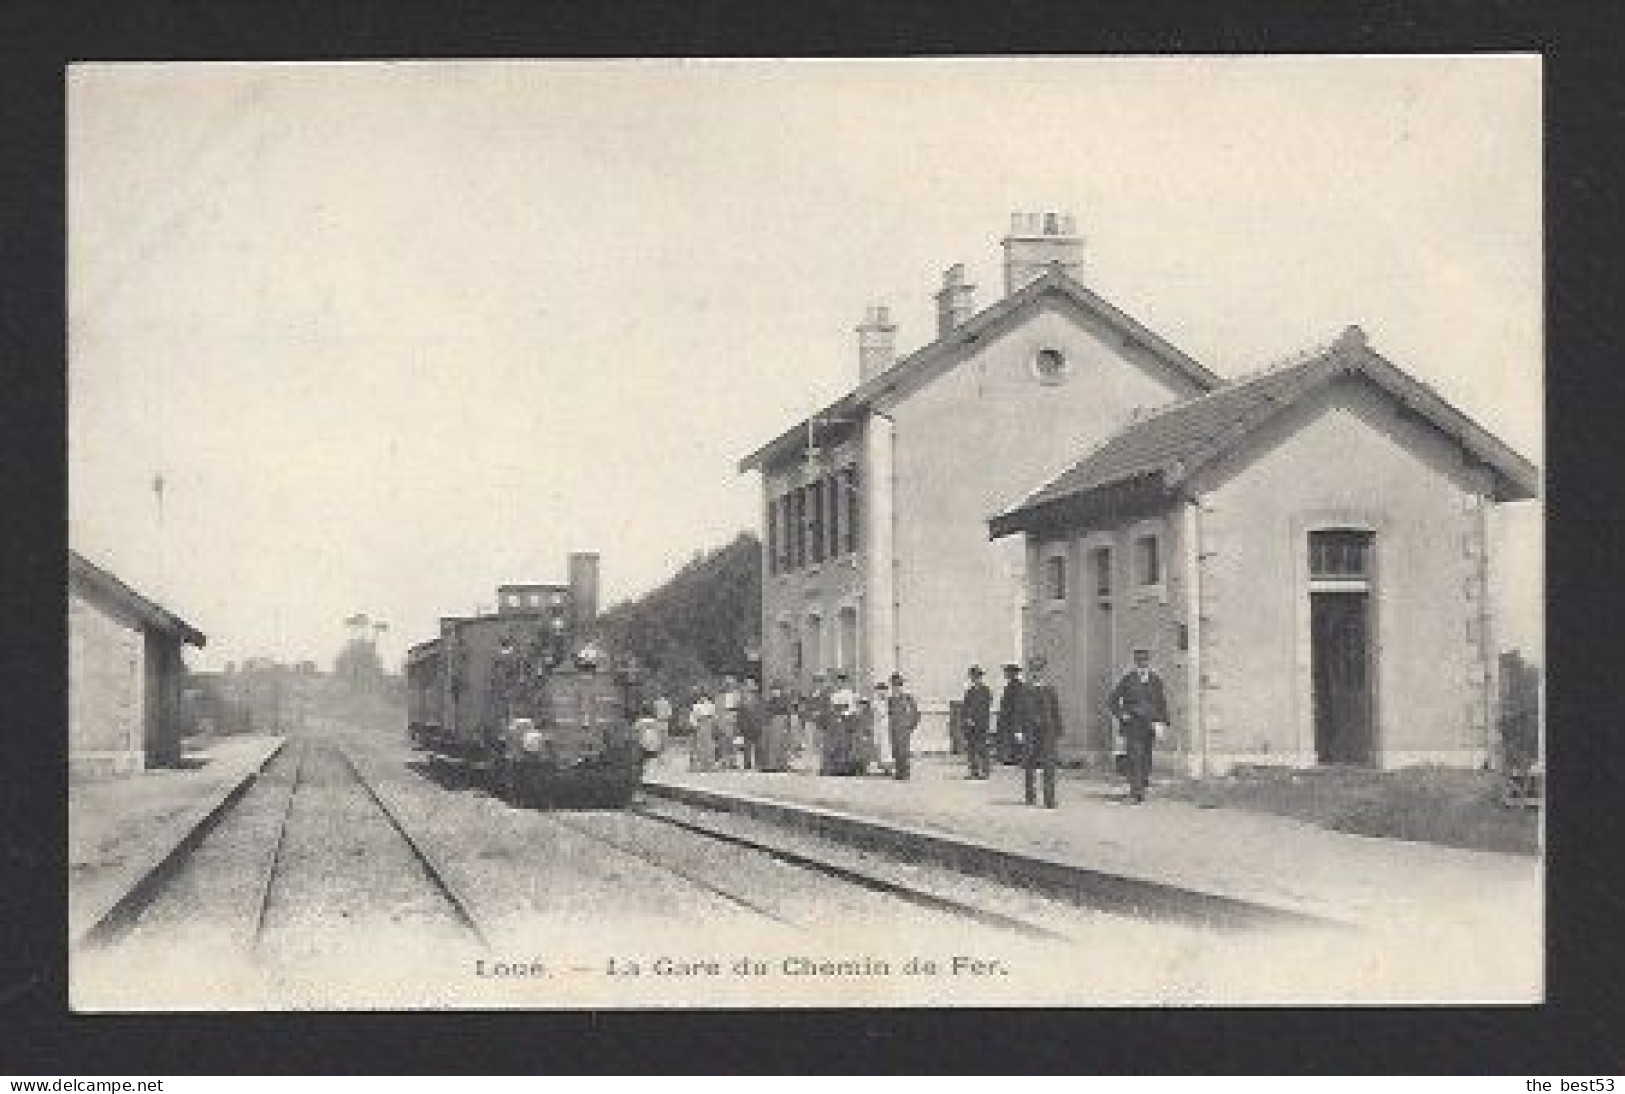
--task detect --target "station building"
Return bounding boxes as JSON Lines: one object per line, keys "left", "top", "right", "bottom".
{"left": 69, "top": 549, "right": 207, "bottom": 776}
{"left": 988, "top": 327, "right": 1539, "bottom": 774}
{"left": 739, "top": 212, "right": 1221, "bottom": 750}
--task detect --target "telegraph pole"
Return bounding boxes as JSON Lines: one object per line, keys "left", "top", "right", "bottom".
{"left": 151, "top": 471, "right": 167, "bottom": 602}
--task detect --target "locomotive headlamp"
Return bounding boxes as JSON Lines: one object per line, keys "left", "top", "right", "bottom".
{"left": 510, "top": 718, "right": 546, "bottom": 753}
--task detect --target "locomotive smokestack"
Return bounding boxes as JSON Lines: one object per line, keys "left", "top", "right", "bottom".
{"left": 568, "top": 551, "right": 600, "bottom": 631}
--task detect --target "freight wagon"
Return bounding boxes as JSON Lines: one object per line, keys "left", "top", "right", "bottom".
{"left": 406, "top": 552, "right": 644, "bottom": 807}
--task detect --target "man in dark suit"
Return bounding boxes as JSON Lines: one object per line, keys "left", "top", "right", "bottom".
{"left": 994, "top": 663, "right": 1024, "bottom": 765}
{"left": 1108, "top": 647, "right": 1169, "bottom": 803}
{"left": 1023, "top": 655, "right": 1063, "bottom": 808}
{"left": 884, "top": 672, "right": 920, "bottom": 781}
{"left": 960, "top": 665, "right": 993, "bottom": 780}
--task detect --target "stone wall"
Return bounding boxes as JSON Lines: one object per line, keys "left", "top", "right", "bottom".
{"left": 69, "top": 592, "right": 147, "bottom": 776}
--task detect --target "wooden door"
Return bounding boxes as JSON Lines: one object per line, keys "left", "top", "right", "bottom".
{"left": 1311, "top": 591, "right": 1373, "bottom": 764}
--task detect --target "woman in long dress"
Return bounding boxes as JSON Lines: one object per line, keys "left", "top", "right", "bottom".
{"left": 759, "top": 683, "right": 791, "bottom": 772}
{"left": 823, "top": 674, "right": 860, "bottom": 775}
{"left": 688, "top": 691, "right": 718, "bottom": 772}
{"left": 869, "top": 681, "right": 893, "bottom": 773}
{"left": 715, "top": 677, "right": 740, "bottom": 769}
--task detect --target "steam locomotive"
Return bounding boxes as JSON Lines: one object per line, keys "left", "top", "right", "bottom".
{"left": 405, "top": 553, "right": 644, "bottom": 807}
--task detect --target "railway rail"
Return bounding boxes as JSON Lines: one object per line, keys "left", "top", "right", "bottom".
{"left": 82, "top": 738, "right": 491, "bottom": 955}
{"left": 558, "top": 802, "right": 1068, "bottom": 940}
{"left": 83, "top": 733, "right": 1167, "bottom": 957}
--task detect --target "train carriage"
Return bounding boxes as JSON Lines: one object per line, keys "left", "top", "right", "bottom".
{"left": 406, "top": 552, "right": 644, "bottom": 807}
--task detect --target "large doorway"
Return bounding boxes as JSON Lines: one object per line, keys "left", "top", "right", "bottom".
{"left": 803, "top": 614, "right": 823, "bottom": 689}
{"left": 1083, "top": 545, "right": 1116, "bottom": 753}
{"left": 1308, "top": 529, "right": 1375, "bottom": 764}
{"left": 837, "top": 607, "right": 859, "bottom": 677}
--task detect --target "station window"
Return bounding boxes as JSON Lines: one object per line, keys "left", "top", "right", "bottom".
{"left": 1134, "top": 534, "right": 1161, "bottom": 587}
{"left": 1092, "top": 547, "right": 1112, "bottom": 598}
{"left": 779, "top": 494, "right": 794, "bottom": 571}
{"left": 1044, "top": 554, "right": 1067, "bottom": 602}
{"left": 851, "top": 464, "right": 864, "bottom": 555}
{"left": 809, "top": 482, "right": 825, "bottom": 565}
{"left": 791, "top": 489, "right": 806, "bottom": 570}
{"left": 825, "top": 475, "right": 841, "bottom": 560}
{"left": 767, "top": 500, "right": 780, "bottom": 575}
{"left": 1310, "top": 529, "right": 1373, "bottom": 579}
{"left": 1033, "top": 348, "right": 1070, "bottom": 385}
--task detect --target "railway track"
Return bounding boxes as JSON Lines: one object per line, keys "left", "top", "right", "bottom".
{"left": 331, "top": 745, "right": 490, "bottom": 949}
{"left": 83, "top": 738, "right": 491, "bottom": 955}
{"left": 84, "top": 737, "right": 1147, "bottom": 957}
{"left": 546, "top": 798, "right": 1069, "bottom": 941}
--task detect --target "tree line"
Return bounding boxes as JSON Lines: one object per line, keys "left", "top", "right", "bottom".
{"left": 596, "top": 531, "right": 762, "bottom": 701}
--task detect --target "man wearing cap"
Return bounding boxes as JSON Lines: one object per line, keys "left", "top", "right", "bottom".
{"left": 884, "top": 672, "right": 920, "bottom": 781}
{"left": 960, "top": 665, "right": 993, "bottom": 780}
{"left": 1109, "top": 648, "right": 1170, "bottom": 803}
{"left": 995, "top": 663, "right": 1025, "bottom": 765}
{"left": 1023, "top": 655, "right": 1063, "bottom": 808}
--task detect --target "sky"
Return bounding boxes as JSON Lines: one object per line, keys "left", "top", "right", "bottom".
{"left": 68, "top": 57, "right": 1543, "bottom": 671}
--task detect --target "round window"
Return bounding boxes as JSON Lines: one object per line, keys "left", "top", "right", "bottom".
{"left": 1033, "top": 347, "right": 1070, "bottom": 384}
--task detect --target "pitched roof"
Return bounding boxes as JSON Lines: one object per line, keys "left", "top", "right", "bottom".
{"left": 69, "top": 550, "right": 207, "bottom": 647}
{"left": 738, "top": 266, "right": 1221, "bottom": 473}
{"left": 989, "top": 327, "right": 1540, "bottom": 538}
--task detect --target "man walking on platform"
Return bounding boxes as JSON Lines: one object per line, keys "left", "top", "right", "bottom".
{"left": 1022, "top": 655, "right": 1062, "bottom": 807}
{"left": 995, "top": 663, "right": 1024, "bottom": 765}
{"left": 884, "top": 672, "right": 920, "bottom": 781}
{"left": 961, "top": 665, "right": 993, "bottom": 779}
{"left": 1109, "top": 647, "right": 1169, "bottom": 803}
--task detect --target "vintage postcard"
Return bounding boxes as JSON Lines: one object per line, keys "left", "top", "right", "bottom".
{"left": 67, "top": 56, "right": 1543, "bottom": 1010}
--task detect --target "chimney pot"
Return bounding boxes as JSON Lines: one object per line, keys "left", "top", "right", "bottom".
{"left": 934, "top": 263, "right": 978, "bottom": 338}
{"left": 856, "top": 303, "right": 898, "bottom": 382}
{"left": 1001, "top": 209, "right": 1084, "bottom": 295}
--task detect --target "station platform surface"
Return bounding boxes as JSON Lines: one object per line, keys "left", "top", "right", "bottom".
{"left": 642, "top": 749, "right": 1542, "bottom": 936}
{"left": 69, "top": 734, "right": 286, "bottom": 941}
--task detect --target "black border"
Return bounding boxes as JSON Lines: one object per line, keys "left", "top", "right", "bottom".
{"left": 4, "top": 0, "right": 1623, "bottom": 1075}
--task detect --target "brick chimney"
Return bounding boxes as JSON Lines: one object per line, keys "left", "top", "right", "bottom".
{"left": 934, "top": 263, "right": 977, "bottom": 337}
{"left": 856, "top": 304, "right": 897, "bottom": 382}
{"left": 1001, "top": 210, "right": 1082, "bottom": 295}
{"left": 567, "top": 551, "right": 599, "bottom": 630}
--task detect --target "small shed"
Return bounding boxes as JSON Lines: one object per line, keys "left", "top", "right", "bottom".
{"left": 989, "top": 328, "right": 1538, "bottom": 775}
{"left": 69, "top": 550, "right": 207, "bottom": 776}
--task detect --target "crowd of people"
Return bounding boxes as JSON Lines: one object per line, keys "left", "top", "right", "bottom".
{"left": 632, "top": 648, "right": 1170, "bottom": 807}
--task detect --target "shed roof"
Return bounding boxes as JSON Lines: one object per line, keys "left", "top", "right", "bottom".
{"left": 989, "top": 327, "right": 1539, "bottom": 538}
{"left": 738, "top": 266, "right": 1221, "bottom": 474}
{"left": 69, "top": 550, "right": 207, "bottom": 647}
